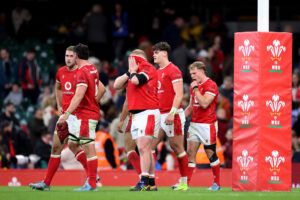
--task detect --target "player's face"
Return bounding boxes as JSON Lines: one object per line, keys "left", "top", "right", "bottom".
{"left": 189, "top": 68, "right": 202, "bottom": 82}
{"left": 0, "top": 49, "right": 9, "bottom": 59}
{"left": 153, "top": 50, "right": 166, "bottom": 64}
{"left": 65, "top": 50, "right": 76, "bottom": 68}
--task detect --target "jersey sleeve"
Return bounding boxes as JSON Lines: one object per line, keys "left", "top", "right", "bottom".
{"left": 138, "top": 63, "right": 152, "bottom": 80}
{"left": 56, "top": 68, "right": 61, "bottom": 83}
{"left": 169, "top": 66, "right": 182, "bottom": 83}
{"left": 204, "top": 81, "right": 218, "bottom": 96}
{"left": 76, "top": 69, "right": 88, "bottom": 87}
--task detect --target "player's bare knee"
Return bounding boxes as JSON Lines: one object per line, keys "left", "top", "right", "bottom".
{"left": 138, "top": 147, "right": 145, "bottom": 155}
{"left": 151, "top": 137, "right": 161, "bottom": 150}
{"left": 51, "top": 143, "right": 62, "bottom": 154}
{"left": 68, "top": 142, "right": 80, "bottom": 154}
{"left": 187, "top": 148, "right": 195, "bottom": 160}
{"left": 170, "top": 142, "right": 182, "bottom": 154}
{"left": 125, "top": 144, "right": 135, "bottom": 153}
{"left": 151, "top": 142, "right": 158, "bottom": 150}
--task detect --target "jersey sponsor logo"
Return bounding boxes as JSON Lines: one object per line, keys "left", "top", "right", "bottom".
{"left": 193, "top": 95, "right": 199, "bottom": 105}
{"left": 64, "top": 82, "right": 72, "bottom": 91}
{"left": 157, "top": 80, "right": 164, "bottom": 93}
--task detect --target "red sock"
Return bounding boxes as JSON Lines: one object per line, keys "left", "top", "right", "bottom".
{"left": 211, "top": 164, "right": 220, "bottom": 186}
{"left": 87, "top": 158, "right": 98, "bottom": 188}
{"left": 44, "top": 155, "right": 61, "bottom": 186}
{"left": 75, "top": 150, "right": 88, "bottom": 176}
{"left": 127, "top": 151, "right": 141, "bottom": 175}
{"left": 177, "top": 153, "right": 189, "bottom": 177}
{"left": 187, "top": 162, "right": 196, "bottom": 185}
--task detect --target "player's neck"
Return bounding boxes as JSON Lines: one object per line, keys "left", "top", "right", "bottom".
{"left": 200, "top": 76, "right": 208, "bottom": 84}
{"left": 159, "top": 60, "right": 171, "bottom": 69}
{"left": 77, "top": 60, "right": 89, "bottom": 68}
{"left": 67, "top": 65, "right": 77, "bottom": 71}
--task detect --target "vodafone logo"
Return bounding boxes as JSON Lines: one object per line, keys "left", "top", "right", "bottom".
{"left": 194, "top": 96, "right": 199, "bottom": 104}
{"left": 158, "top": 81, "right": 161, "bottom": 90}
{"left": 65, "top": 82, "right": 72, "bottom": 91}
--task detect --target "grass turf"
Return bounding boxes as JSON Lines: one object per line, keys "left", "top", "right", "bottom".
{"left": 0, "top": 186, "right": 299, "bottom": 200}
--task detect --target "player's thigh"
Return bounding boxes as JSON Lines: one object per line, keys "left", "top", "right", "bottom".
{"left": 187, "top": 140, "right": 200, "bottom": 161}
{"left": 131, "top": 109, "right": 160, "bottom": 140}
{"left": 82, "top": 142, "right": 96, "bottom": 158}
{"left": 124, "top": 132, "right": 136, "bottom": 152}
{"left": 169, "top": 134, "right": 185, "bottom": 153}
{"left": 151, "top": 129, "right": 165, "bottom": 150}
{"left": 124, "top": 115, "right": 132, "bottom": 133}
{"left": 160, "top": 110, "right": 185, "bottom": 137}
{"left": 67, "top": 140, "right": 81, "bottom": 154}
{"left": 136, "top": 136, "right": 152, "bottom": 151}
{"left": 79, "top": 119, "right": 98, "bottom": 140}
{"left": 187, "top": 122, "right": 216, "bottom": 146}
{"left": 51, "top": 131, "right": 66, "bottom": 154}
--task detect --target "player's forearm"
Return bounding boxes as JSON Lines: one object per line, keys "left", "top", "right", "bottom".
{"left": 97, "top": 81, "right": 106, "bottom": 102}
{"left": 184, "top": 105, "right": 192, "bottom": 117}
{"left": 114, "top": 74, "right": 129, "bottom": 90}
{"left": 130, "top": 76, "right": 139, "bottom": 85}
{"left": 119, "top": 98, "right": 129, "bottom": 122}
{"left": 194, "top": 91, "right": 210, "bottom": 109}
{"left": 172, "top": 92, "right": 183, "bottom": 110}
{"left": 55, "top": 86, "right": 62, "bottom": 109}
{"left": 66, "top": 90, "right": 85, "bottom": 114}
{"left": 171, "top": 81, "right": 183, "bottom": 109}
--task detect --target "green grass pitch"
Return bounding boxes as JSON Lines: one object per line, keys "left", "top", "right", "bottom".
{"left": 0, "top": 186, "right": 299, "bottom": 200}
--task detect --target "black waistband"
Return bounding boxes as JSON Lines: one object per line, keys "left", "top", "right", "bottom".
{"left": 130, "top": 109, "right": 146, "bottom": 114}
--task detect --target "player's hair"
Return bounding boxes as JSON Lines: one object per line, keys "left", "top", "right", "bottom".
{"left": 27, "top": 47, "right": 36, "bottom": 54}
{"left": 189, "top": 61, "right": 206, "bottom": 72}
{"left": 66, "top": 46, "right": 75, "bottom": 52}
{"left": 130, "top": 49, "right": 147, "bottom": 59}
{"left": 152, "top": 41, "right": 171, "bottom": 54}
{"left": 74, "top": 43, "right": 89, "bottom": 59}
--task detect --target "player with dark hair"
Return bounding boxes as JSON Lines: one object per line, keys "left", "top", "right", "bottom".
{"left": 151, "top": 41, "right": 189, "bottom": 191}
{"left": 29, "top": 46, "right": 84, "bottom": 190}
{"left": 29, "top": 46, "right": 105, "bottom": 191}
{"left": 57, "top": 43, "right": 105, "bottom": 191}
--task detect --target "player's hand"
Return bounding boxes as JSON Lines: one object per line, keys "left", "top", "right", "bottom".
{"left": 57, "top": 113, "right": 68, "bottom": 124}
{"left": 165, "top": 113, "right": 175, "bottom": 125}
{"left": 128, "top": 56, "right": 138, "bottom": 73}
{"left": 57, "top": 106, "right": 63, "bottom": 115}
{"left": 28, "top": 84, "right": 34, "bottom": 89}
{"left": 191, "top": 81, "right": 198, "bottom": 89}
{"left": 117, "top": 120, "right": 124, "bottom": 133}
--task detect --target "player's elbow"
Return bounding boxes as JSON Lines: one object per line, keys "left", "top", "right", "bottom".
{"left": 114, "top": 81, "right": 123, "bottom": 90}
{"left": 101, "top": 87, "right": 106, "bottom": 95}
